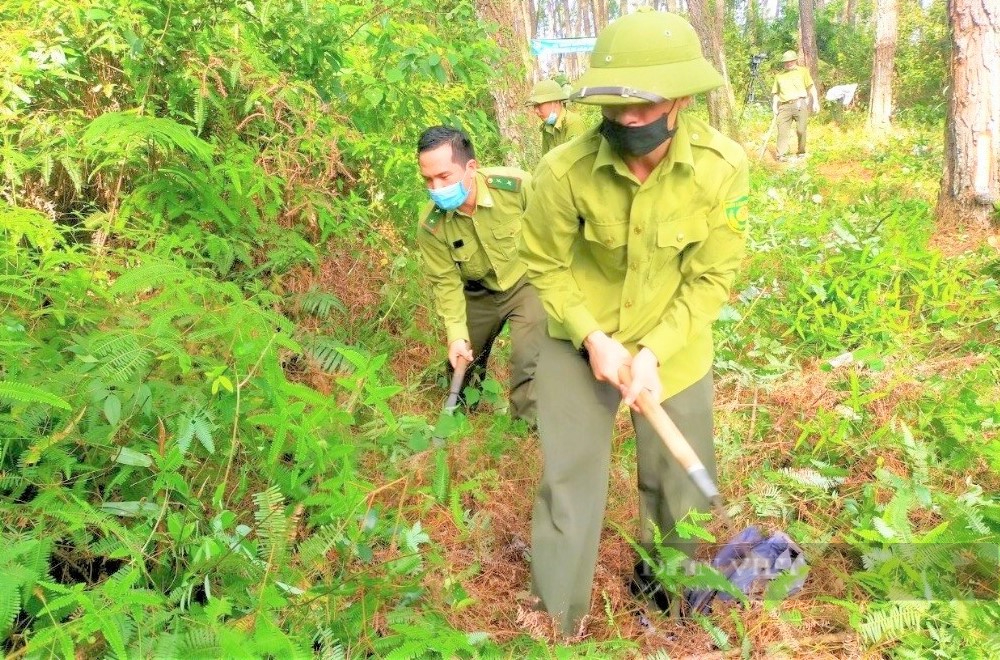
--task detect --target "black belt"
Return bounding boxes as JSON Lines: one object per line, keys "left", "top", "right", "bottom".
{"left": 464, "top": 280, "right": 494, "bottom": 293}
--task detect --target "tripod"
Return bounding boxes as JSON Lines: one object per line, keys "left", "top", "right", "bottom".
{"left": 739, "top": 55, "right": 772, "bottom": 125}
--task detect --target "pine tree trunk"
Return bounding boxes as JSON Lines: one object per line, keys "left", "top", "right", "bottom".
{"left": 936, "top": 0, "right": 1000, "bottom": 228}
{"left": 867, "top": 0, "right": 897, "bottom": 134}
{"left": 798, "top": 0, "right": 821, "bottom": 95}
{"left": 474, "top": 0, "right": 533, "bottom": 159}
{"left": 688, "top": 0, "right": 740, "bottom": 139}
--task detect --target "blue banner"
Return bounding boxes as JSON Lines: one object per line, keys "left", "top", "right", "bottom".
{"left": 530, "top": 38, "right": 597, "bottom": 56}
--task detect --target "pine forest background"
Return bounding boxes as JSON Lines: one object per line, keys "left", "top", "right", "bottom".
{"left": 1, "top": 0, "right": 998, "bottom": 657}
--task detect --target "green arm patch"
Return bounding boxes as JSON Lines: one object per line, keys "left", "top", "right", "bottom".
{"left": 485, "top": 175, "right": 522, "bottom": 193}
{"left": 421, "top": 208, "right": 445, "bottom": 234}
{"left": 724, "top": 195, "right": 749, "bottom": 233}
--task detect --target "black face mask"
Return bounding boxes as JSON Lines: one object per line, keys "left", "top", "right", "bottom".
{"left": 599, "top": 112, "right": 676, "bottom": 157}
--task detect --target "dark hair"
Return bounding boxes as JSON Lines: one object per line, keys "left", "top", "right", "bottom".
{"left": 417, "top": 125, "right": 475, "bottom": 163}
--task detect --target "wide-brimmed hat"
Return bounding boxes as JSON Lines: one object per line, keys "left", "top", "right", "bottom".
{"left": 572, "top": 11, "right": 724, "bottom": 106}
{"left": 525, "top": 79, "right": 569, "bottom": 105}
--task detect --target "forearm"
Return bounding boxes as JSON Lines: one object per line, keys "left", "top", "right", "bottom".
{"left": 418, "top": 237, "right": 469, "bottom": 344}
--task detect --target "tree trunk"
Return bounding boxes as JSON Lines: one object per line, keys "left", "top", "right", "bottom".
{"left": 688, "top": 0, "right": 740, "bottom": 139}
{"left": 842, "top": 0, "right": 858, "bottom": 25}
{"left": 798, "top": 0, "right": 821, "bottom": 95}
{"left": 867, "top": 0, "right": 898, "bottom": 134}
{"left": 936, "top": 0, "right": 999, "bottom": 228}
{"left": 474, "top": 0, "right": 533, "bottom": 159}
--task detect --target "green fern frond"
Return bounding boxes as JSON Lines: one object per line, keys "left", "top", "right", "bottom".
{"left": 0, "top": 578, "right": 22, "bottom": 638}
{"left": 297, "top": 289, "right": 346, "bottom": 319}
{"left": 432, "top": 448, "right": 450, "bottom": 504}
{"left": 779, "top": 467, "right": 844, "bottom": 490}
{"left": 0, "top": 380, "right": 70, "bottom": 410}
{"left": 315, "top": 627, "right": 347, "bottom": 660}
{"left": 81, "top": 112, "right": 214, "bottom": 167}
{"left": 859, "top": 602, "right": 931, "bottom": 643}
{"left": 110, "top": 261, "right": 190, "bottom": 296}
{"left": 181, "top": 628, "right": 221, "bottom": 655}
{"left": 300, "top": 336, "right": 355, "bottom": 374}
{"left": 152, "top": 632, "right": 181, "bottom": 659}
{"left": 175, "top": 410, "right": 214, "bottom": 456}
{"left": 297, "top": 526, "right": 346, "bottom": 571}
{"left": 253, "top": 485, "right": 288, "bottom": 564}
{"left": 89, "top": 332, "right": 153, "bottom": 384}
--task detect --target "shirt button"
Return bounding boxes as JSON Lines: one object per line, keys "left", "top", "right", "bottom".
{"left": 677, "top": 232, "right": 685, "bottom": 241}
{"left": 634, "top": 226, "right": 643, "bottom": 234}
{"left": 624, "top": 300, "right": 633, "bottom": 308}
{"left": 692, "top": 133, "right": 700, "bottom": 140}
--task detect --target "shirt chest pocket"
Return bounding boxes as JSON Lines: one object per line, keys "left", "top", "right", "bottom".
{"left": 491, "top": 221, "right": 520, "bottom": 259}
{"left": 581, "top": 219, "right": 630, "bottom": 273}
{"left": 655, "top": 215, "right": 710, "bottom": 269}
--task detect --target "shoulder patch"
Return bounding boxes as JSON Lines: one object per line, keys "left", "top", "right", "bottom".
{"left": 420, "top": 204, "right": 446, "bottom": 234}
{"left": 724, "top": 195, "right": 749, "bottom": 234}
{"left": 485, "top": 174, "right": 522, "bottom": 193}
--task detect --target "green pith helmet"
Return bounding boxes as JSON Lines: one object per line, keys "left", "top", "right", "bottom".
{"left": 526, "top": 79, "right": 569, "bottom": 106}
{"left": 572, "top": 11, "right": 724, "bottom": 106}
{"left": 780, "top": 50, "right": 798, "bottom": 63}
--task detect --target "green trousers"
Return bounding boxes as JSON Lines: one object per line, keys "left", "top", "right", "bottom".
{"left": 530, "top": 335, "right": 715, "bottom": 635}
{"left": 460, "top": 276, "right": 546, "bottom": 425}
{"left": 776, "top": 98, "right": 809, "bottom": 157}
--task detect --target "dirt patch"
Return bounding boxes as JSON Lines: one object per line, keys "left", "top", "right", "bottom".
{"left": 816, "top": 160, "right": 875, "bottom": 184}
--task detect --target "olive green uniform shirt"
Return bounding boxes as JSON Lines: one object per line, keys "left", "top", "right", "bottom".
{"left": 521, "top": 114, "right": 749, "bottom": 399}
{"left": 540, "top": 108, "right": 587, "bottom": 156}
{"left": 417, "top": 167, "right": 531, "bottom": 346}
{"left": 772, "top": 66, "right": 814, "bottom": 103}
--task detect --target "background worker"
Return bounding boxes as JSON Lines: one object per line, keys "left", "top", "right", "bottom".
{"left": 526, "top": 79, "right": 587, "bottom": 156}
{"left": 415, "top": 125, "right": 546, "bottom": 425}
{"left": 520, "top": 11, "right": 749, "bottom": 636}
{"left": 771, "top": 50, "right": 820, "bottom": 161}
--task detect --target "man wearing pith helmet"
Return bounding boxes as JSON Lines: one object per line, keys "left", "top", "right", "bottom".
{"left": 520, "top": 9, "right": 749, "bottom": 636}
{"left": 771, "top": 50, "right": 820, "bottom": 161}
{"left": 525, "top": 79, "right": 587, "bottom": 156}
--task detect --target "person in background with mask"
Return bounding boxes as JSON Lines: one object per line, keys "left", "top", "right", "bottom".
{"left": 415, "top": 125, "right": 546, "bottom": 425}
{"left": 771, "top": 50, "right": 820, "bottom": 161}
{"left": 520, "top": 10, "right": 749, "bottom": 636}
{"left": 526, "top": 79, "right": 587, "bottom": 156}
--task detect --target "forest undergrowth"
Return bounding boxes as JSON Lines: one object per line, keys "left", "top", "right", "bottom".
{"left": 2, "top": 1, "right": 999, "bottom": 657}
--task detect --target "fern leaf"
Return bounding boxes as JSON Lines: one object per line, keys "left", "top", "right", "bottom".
{"left": 432, "top": 448, "right": 450, "bottom": 504}
{"left": 181, "top": 628, "right": 220, "bottom": 655}
{"left": 0, "top": 576, "right": 22, "bottom": 637}
{"left": 0, "top": 381, "right": 70, "bottom": 410}
{"left": 297, "top": 289, "right": 346, "bottom": 319}
{"left": 110, "top": 261, "right": 190, "bottom": 296}
{"left": 253, "top": 485, "right": 288, "bottom": 564}
{"left": 297, "top": 526, "right": 345, "bottom": 571}
{"left": 300, "top": 336, "right": 355, "bottom": 374}
{"left": 81, "top": 112, "right": 213, "bottom": 166}
{"left": 859, "top": 602, "right": 930, "bottom": 643}
{"left": 175, "top": 411, "right": 213, "bottom": 456}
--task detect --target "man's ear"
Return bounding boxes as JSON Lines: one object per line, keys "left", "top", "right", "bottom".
{"left": 466, "top": 159, "right": 479, "bottom": 176}
{"left": 676, "top": 96, "right": 694, "bottom": 111}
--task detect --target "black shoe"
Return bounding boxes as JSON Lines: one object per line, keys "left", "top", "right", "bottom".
{"left": 629, "top": 561, "right": 672, "bottom": 614}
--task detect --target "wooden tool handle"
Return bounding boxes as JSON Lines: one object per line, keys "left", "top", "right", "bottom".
{"left": 619, "top": 366, "right": 721, "bottom": 503}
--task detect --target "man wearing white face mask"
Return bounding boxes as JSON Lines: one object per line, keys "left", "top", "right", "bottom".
{"left": 415, "top": 125, "right": 546, "bottom": 425}
{"left": 526, "top": 80, "right": 587, "bottom": 156}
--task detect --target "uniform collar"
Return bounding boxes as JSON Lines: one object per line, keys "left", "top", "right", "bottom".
{"left": 592, "top": 113, "right": 696, "bottom": 179}
{"left": 453, "top": 171, "right": 493, "bottom": 217}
